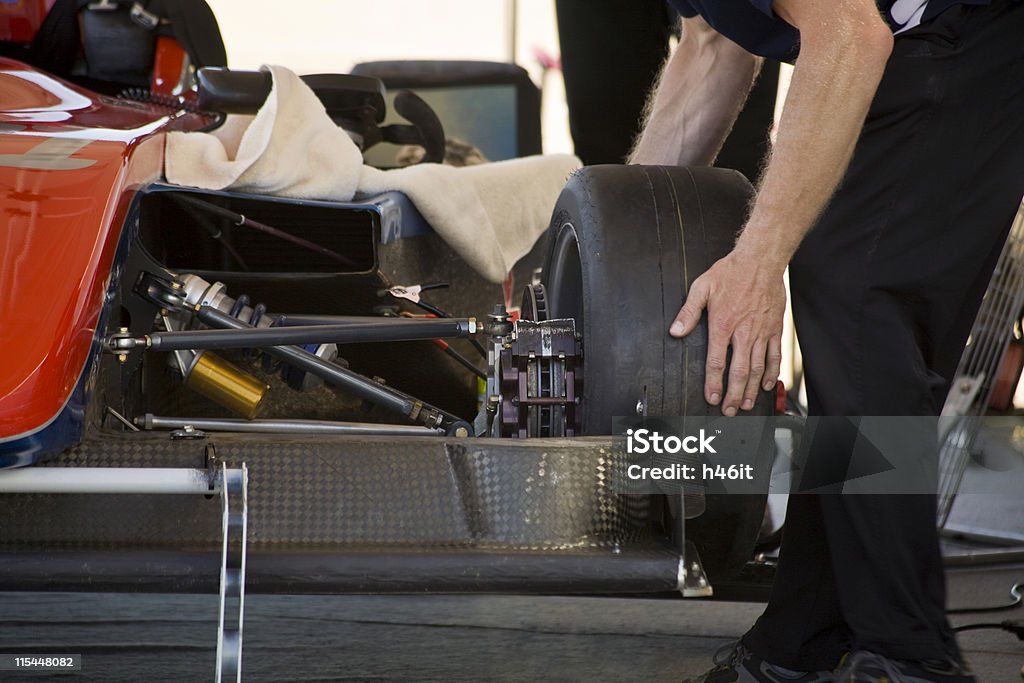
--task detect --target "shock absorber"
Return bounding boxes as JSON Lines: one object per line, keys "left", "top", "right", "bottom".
{"left": 120, "top": 273, "right": 474, "bottom": 434}
{"left": 173, "top": 348, "right": 269, "bottom": 419}
{"left": 177, "top": 274, "right": 340, "bottom": 392}
{"left": 158, "top": 275, "right": 339, "bottom": 418}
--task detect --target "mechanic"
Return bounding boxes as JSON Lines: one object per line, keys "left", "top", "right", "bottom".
{"left": 555, "top": 0, "right": 777, "bottom": 179}
{"left": 628, "top": 0, "right": 1024, "bottom": 681}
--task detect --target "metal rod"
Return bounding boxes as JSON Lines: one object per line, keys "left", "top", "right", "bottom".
{"left": 106, "top": 406, "right": 140, "bottom": 432}
{"left": 0, "top": 468, "right": 215, "bottom": 495}
{"left": 138, "top": 414, "right": 444, "bottom": 436}
{"left": 173, "top": 194, "right": 360, "bottom": 269}
{"left": 276, "top": 316, "right": 487, "bottom": 380}
{"left": 274, "top": 314, "right": 428, "bottom": 326}
{"left": 439, "top": 343, "right": 487, "bottom": 380}
{"left": 145, "top": 313, "right": 475, "bottom": 351}
{"left": 196, "top": 307, "right": 417, "bottom": 419}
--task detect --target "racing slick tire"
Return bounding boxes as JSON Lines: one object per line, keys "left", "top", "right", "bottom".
{"left": 542, "top": 164, "right": 774, "bottom": 580}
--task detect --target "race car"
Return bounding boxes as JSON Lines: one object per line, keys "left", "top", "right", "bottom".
{"left": 0, "top": 1, "right": 777, "bottom": 630}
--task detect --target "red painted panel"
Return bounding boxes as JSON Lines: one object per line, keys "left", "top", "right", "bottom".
{"left": 152, "top": 36, "right": 190, "bottom": 98}
{"left": 0, "top": 59, "right": 178, "bottom": 439}
{"left": 0, "top": 0, "right": 53, "bottom": 44}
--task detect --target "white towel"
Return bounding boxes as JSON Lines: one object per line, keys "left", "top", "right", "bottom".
{"left": 165, "top": 65, "right": 581, "bottom": 283}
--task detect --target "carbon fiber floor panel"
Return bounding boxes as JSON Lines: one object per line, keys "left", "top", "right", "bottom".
{"left": 0, "top": 430, "right": 666, "bottom": 553}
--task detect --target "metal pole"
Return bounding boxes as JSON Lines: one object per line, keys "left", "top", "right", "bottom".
{"left": 507, "top": 0, "right": 518, "bottom": 64}
{"left": 216, "top": 464, "right": 246, "bottom": 683}
{"left": 138, "top": 414, "right": 444, "bottom": 436}
{"left": 145, "top": 315, "right": 476, "bottom": 351}
{"left": 0, "top": 468, "right": 214, "bottom": 495}
{"left": 274, "top": 314, "right": 432, "bottom": 326}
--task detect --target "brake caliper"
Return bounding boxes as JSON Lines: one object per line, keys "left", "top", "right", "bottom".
{"left": 485, "top": 285, "right": 583, "bottom": 438}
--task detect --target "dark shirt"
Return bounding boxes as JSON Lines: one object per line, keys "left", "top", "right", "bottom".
{"left": 667, "top": 0, "right": 993, "bottom": 62}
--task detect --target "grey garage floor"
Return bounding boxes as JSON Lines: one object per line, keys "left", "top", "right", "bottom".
{"left": 0, "top": 563, "right": 1020, "bottom": 682}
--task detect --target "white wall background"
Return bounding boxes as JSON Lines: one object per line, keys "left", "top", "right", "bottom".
{"left": 206, "top": 0, "right": 573, "bottom": 153}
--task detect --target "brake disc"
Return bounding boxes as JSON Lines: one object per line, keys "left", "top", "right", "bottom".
{"left": 521, "top": 283, "right": 549, "bottom": 323}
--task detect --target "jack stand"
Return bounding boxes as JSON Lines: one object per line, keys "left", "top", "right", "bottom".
{"left": 680, "top": 539, "right": 712, "bottom": 597}
{"left": 675, "top": 488, "right": 713, "bottom": 597}
{"left": 216, "top": 464, "right": 249, "bottom": 683}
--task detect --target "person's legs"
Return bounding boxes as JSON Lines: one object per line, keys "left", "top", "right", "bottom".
{"left": 555, "top": 0, "right": 674, "bottom": 165}
{"left": 742, "top": 0, "right": 1024, "bottom": 671}
{"left": 742, "top": 494, "right": 848, "bottom": 671}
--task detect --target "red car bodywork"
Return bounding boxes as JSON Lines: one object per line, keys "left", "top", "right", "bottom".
{"left": 0, "top": 58, "right": 200, "bottom": 458}
{"left": 0, "top": 0, "right": 53, "bottom": 44}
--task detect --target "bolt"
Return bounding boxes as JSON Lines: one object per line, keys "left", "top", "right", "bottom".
{"left": 489, "top": 304, "right": 509, "bottom": 321}
{"left": 691, "top": 562, "right": 700, "bottom": 573}
{"left": 117, "top": 353, "right": 127, "bottom": 363}
{"left": 698, "top": 578, "right": 708, "bottom": 587}
{"left": 454, "top": 426, "right": 469, "bottom": 438}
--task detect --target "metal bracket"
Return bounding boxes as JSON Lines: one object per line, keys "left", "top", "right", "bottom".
{"left": 130, "top": 2, "right": 166, "bottom": 30}
{"left": 679, "top": 539, "right": 712, "bottom": 597}
{"left": 216, "top": 464, "right": 248, "bottom": 683}
{"left": 675, "top": 488, "right": 713, "bottom": 597}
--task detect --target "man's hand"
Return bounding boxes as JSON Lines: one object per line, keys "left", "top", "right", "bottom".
{"left": 670, "top": 249, "right": 786, "bottom": 416}
{"left": 657, "top": 0, "right": 892, "bottom": 415}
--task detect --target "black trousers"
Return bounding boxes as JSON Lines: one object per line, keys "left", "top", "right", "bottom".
{"left": 555, "top": 0, "right": 676, "bottom": 165}
{"left": 555, "top": 0, "right": 777, "bottom": 176}
{"left": 743, "top": 0, "right": 1024, "bottom": 671}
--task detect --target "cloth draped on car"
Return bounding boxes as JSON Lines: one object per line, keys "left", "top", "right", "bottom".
{"left": 164, "top": 65, "right": 581, "bottom": 283}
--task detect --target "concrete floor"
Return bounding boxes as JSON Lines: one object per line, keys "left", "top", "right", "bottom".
{"left": 0, "top": 561, "right": 1020, "bottom": 682}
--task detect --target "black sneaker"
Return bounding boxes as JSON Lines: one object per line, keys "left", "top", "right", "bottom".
{"left": 682, "top": 641, "right": 837, "bottom": 682}
{"left": 835, "top": 650, "right": 976, "bottom": 682}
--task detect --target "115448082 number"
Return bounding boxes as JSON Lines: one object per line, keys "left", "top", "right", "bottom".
{"left": 0, "top": 655, "right": 82, "bottom": 671}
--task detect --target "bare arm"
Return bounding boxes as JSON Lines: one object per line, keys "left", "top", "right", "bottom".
{"left": 731, "top": 0, "right": 893, "bottom": 269}
{"left": 629, "top": 15, "right": 761, "bottom": 166}
{"left": 669, "top": 0, "right": 894, "bottom": 415}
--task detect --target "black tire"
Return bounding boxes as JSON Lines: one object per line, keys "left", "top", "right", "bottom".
{"left": 542, "top": 164, "right": 773, "bottom": 579}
